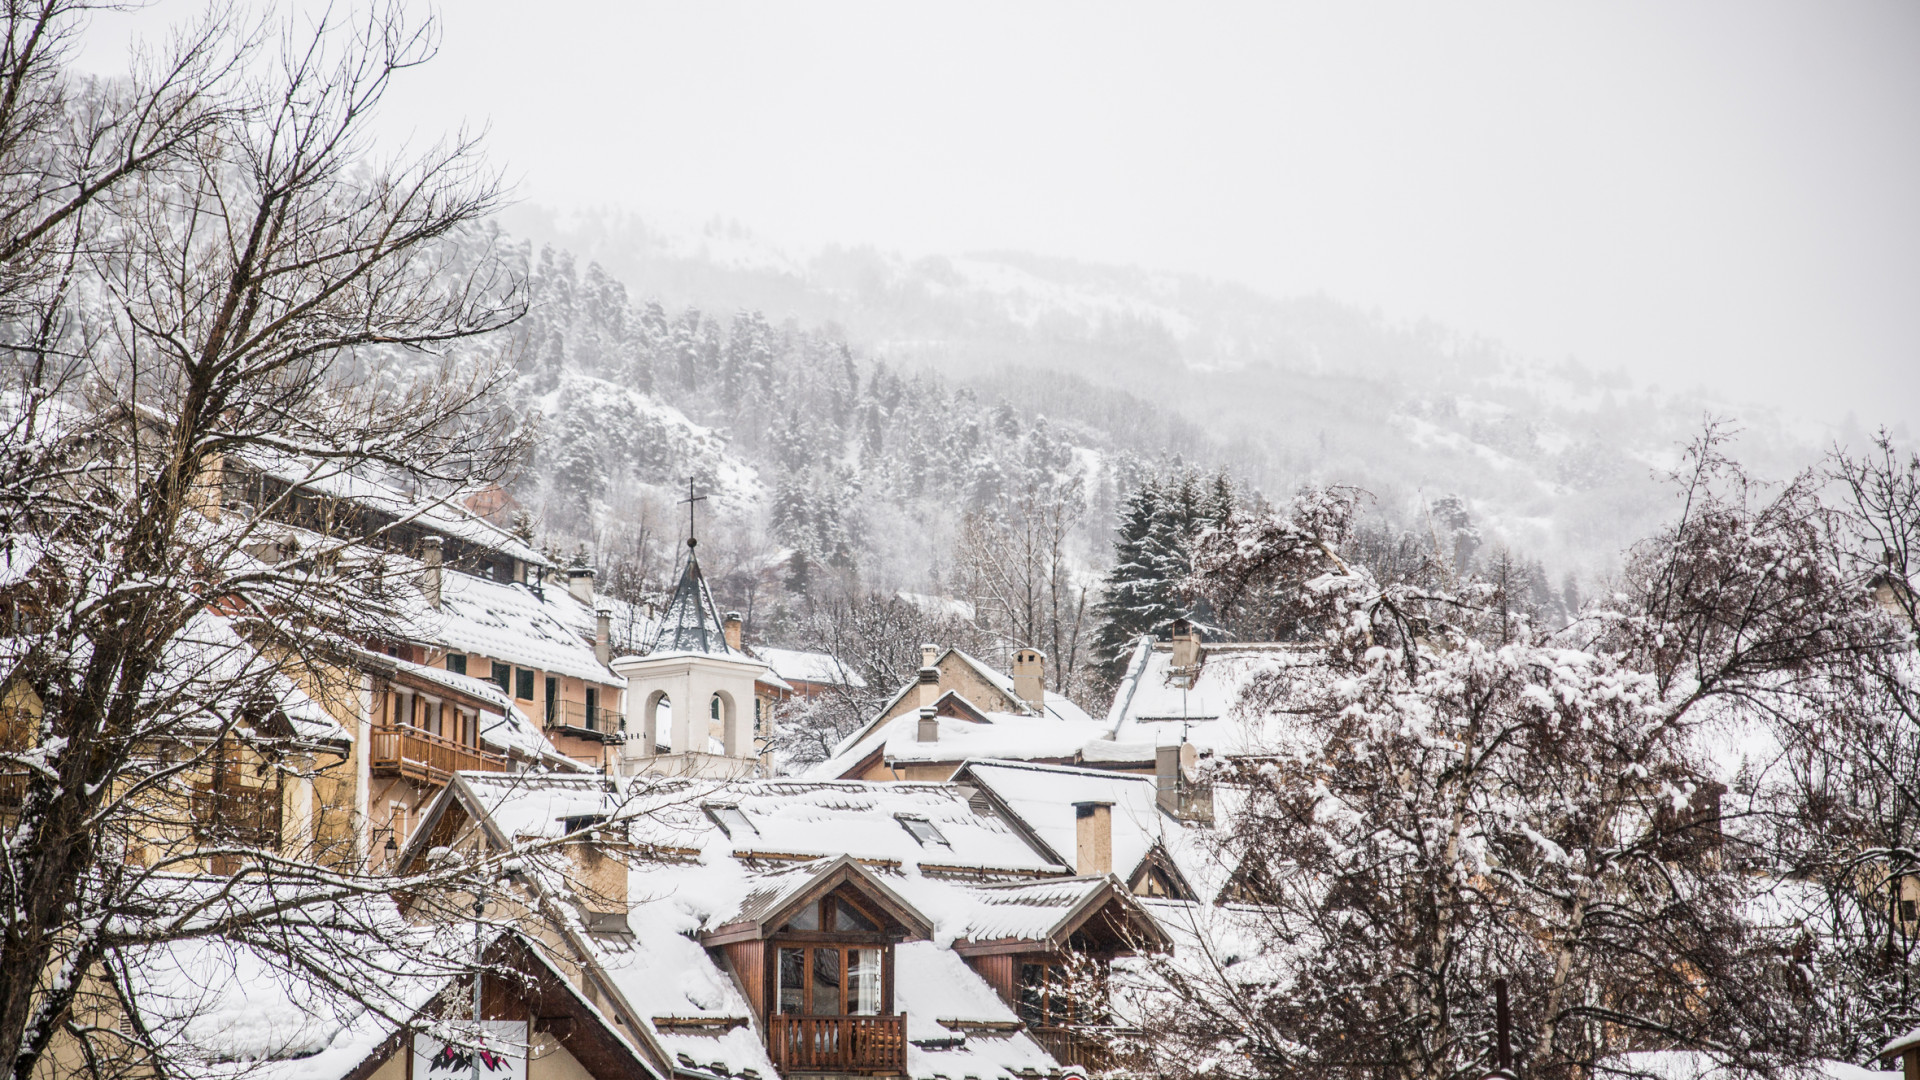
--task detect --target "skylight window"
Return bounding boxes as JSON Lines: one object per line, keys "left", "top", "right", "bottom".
{"left": 895, "top": 814, "right": 950, "bottom": 848}
{"left": 705, "top": 803, "right": 757, "bottom": 839}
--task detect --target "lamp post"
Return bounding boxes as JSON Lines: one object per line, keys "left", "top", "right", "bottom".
{"left": 472, "top": 888, "right": 486, "bottom": 1080}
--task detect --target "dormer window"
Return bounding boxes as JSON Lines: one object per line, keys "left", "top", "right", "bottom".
{"left": 773, "top": 891, "right": 893, "bottom": 1019}
{"left": 705, "top": 803, "right": 756, "bottom": 839}
{"left": 895, "top": 814, "right": 949, "bottom": 848}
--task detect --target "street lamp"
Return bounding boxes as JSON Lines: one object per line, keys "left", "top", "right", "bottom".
{"left": 472, "top": 888, "right": 487, "bottom": 1080}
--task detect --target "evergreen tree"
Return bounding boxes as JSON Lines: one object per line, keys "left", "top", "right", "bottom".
{"left": 1091, "top": 466, "right": 1245, "bottom": 678}
{"left": 1091, "top": 477, "right": 1177, "bottom": 677}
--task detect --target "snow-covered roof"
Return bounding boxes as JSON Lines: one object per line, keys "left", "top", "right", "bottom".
{"left": 753, "top": 646, "right": 867, "bottom": 688}
{"left": 892, "top": 942, "right": 1060, "bottom": 1076}
{"left": 1106, "top": 637, "right": 1326, "bottom": 754}
{"left": 617, "top": 776, "right": 1064, "bottom": 875}
{"left": 956, "top": 875, "right": 1133, "bottom": 943}
{"left": 960, "top": 762, "right": 1171, "bottom": 876}
{"left": 163, "top": 613, "right": 348, "bottom": 747}
{"left": 424, "top": 570, "right": 624, "bottom": 686}
{"left": 586, "top": 853, "right": 1066, "bottom": 1080}
{"left": 811, "top": 706, "right": 1117, "bottom": 779}
{"left": 859, "top": 648, "right": 1095, "bottom": 733}
{"left": 819, "top": 647, "right": 1104, "bottom": 775}
{"left": 1610, "top": 1051, "right": 1895, "bottom": 1080}
{"left": 123, "top": 918, "right": 652, "bottom": 1080}
{"left": 948, "top": 648, "right": 1097, "bottom": 724}
{"left": 235, "top": 449, "right": 545, "bottom": 568}
{"left": 454, "top": 772, "right": 623, "bottom": 842}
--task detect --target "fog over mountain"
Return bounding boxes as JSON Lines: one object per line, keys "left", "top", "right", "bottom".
{"left": 499, "top": 207, "right": 1850, "bottom": 591}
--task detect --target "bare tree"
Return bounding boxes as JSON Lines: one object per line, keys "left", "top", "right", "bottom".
{"left": 0, "top": 5, "right": 545, "bottom": 1076}
{"left": 772, "top": 590, "right": 985, "bottom": 769}
{"left": 952, "top": 472, "right": 1093, "bottom": 697}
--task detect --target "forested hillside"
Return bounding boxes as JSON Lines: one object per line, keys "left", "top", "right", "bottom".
{"left": 484, "top": 214, "right": 1832, "bottom": 726}
{"left": 508, "top": 210, "right": 1834, "bottom": 563}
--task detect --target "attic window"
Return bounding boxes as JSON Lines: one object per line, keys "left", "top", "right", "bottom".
{"left": 705, "top": 804, "right": 756, "bottom": 839}
{"left": 560, "top": 814, "right": 607, "bottom": 835}
{"left": 895, "top": 814, "right": 950, "bottom": 848}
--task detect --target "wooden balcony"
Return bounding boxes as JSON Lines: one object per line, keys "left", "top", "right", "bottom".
{"left": 766, "top": 1014, "right": 906, "bottom": 1075}
{"left": 369, "top": 726, "right": 509, "bottom": 784}
{"left": 1029, "top": 1025, "right": 1134, "bottom": 1074}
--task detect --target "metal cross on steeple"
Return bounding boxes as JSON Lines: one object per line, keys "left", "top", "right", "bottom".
{"left": 679, "top": 479, "right": 707, "bottom": 551}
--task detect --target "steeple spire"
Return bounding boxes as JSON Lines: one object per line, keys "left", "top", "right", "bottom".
{"left": 650, "top": 482, "right": 736, "bottom": 656}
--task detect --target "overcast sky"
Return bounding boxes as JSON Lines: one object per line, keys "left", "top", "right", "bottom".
{"left": 83, "top": 2, "right": 1920, "bottom": 430}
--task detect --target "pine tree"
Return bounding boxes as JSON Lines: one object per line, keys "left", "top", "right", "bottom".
{"left": 1091, "top": 477, "right": 1176, "bottom": 677}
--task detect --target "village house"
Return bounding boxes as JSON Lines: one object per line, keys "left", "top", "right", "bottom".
{"left": 395, "top": 770, "right": 1175, "bottom": 1079}
{"left": 814, "top": 646, "right": 1111, "bottom": 782}
{"left": 751, "top": 645, "right": 867, "bottom": 700}
{"left": 50, "top": 912, "right": 661, "bottom": 1080}
{"left": 208, "top": 453, "right": 644, "bottom": 856}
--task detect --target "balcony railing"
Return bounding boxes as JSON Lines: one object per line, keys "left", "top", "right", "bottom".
{"left": 766, "top": 1014, "right": 906, "bottom": 1075}
{"left": 546, "top": 699, "right": 622, "bottom": 740}
{"left": 1029, "top": 1025, "right": 1136, "bottom": 1074}
{"left": 369, "top": 726, "right": 509, "bottom": 783}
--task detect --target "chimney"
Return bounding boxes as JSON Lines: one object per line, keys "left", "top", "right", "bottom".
{"left": 917, "top": 706, "right": 938, "bottom": 743}
{"left": 567, "top": 561, "right": 595, "bottom": 605}
{"left": 1170, "top": 617, "right": 1201, "bottom": 671}
{"left": 921, "top": 643, "right": 939, "bottom": 669}
{"left": 595, "top": 607, "right": 612, "bottom": 666}
{"left": 1074, "top": 801, "right": 1113, "bottom": 876}
{"left": 421, "top": 536, "right": 443, "bottom": 610}
{"left": 1156, "top": 741, "right": 1212, "bottom": 823}
{"left": 566, "top": 823, "right": 631, "bottom": 933}
{"left": 917, "top": 664, "right": 940, "bottom": 711}
{"left": 1011, "top": 649, "right": 1045, "bottom": 713}
{"left": 723, "top": 612, "right": 743, "bottom": 652}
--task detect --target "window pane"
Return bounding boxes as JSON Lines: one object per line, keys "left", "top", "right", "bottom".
{"left": 783, "top": 900, "right": 820, "bottom": 932}
{"left": 835, "top": 899, "right": 879, "bottom": 933}
{"left": 848, "top": 948, "right": 883, "bottom": 1016}
{"left": 1047, "top": 965, "right": 1073, "bottom": 1025}
{"left": 491, "top": 662, "right": 511, "bottom": 695}
{"left": 515, "top": 668, "right": 535, "bottom": 701}
{"left": 810, "top": 948, "right": 841, "bottom": 1015}
{"left": 1017, "top": 963, "right": 1045, "bottom": 1025}
{"left": 446, "top": 654, "right": 466, "bottom": 675}
{"left": 778, "top": 948, "right": 805, "bottom": 1015}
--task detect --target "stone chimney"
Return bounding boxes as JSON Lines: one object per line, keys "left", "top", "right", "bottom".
{"left": 921, "top": 643, "right": 939, "bottom": 668}
{"left": 917, "top": 664, "right": 940, "bottom": 711}
{"left": 917, "top": 706, "right": 938, "bottom": 743}
{"left": 421, "top": 536, "right": 443, "bottom": 610}
{"left": 567, "top": 561, "right": 595, "bottom": 605}
{"left": 723, "top": 612, "right": 743, "bottom": 652}
{"left": 1011, "top": 648, "right": 1045, "bottom": 713}
{"left": 1074, "top": 801, "right": 1113, "bottom": 875}
{"left": 595, "top": 607, "right": 612, "bottom": 666}
{"left": 565, "top": 820, "right": 631, "bottom": 932}
{"left": 1170, "top": 617, "right": 1202, "bottom": 671}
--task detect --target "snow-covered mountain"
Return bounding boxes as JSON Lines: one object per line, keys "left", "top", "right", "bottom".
{"left": 501, "top": 209, "right": 1832, "bottom": 580}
